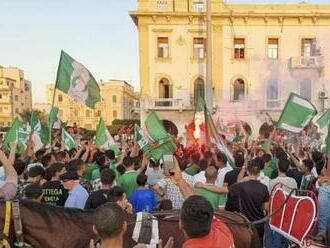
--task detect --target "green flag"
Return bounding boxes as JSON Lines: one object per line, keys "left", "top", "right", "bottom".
{"left": 27, "top": 111, "right": 44, "bottom": 152}
{"left": 3, "top": 118, "right": 29, "bottom": 154}
{"left": 276, "top": 93, "right": 317, "bottom": 133}
{"left": 95, "top": 118, "right": 120, "bottom": 155}
{"left": 55, "top": 50, "right": 101, "bottom": 108}
{"left": 316, "top": 108, "right": 330, "bottom": 130}
{"left": 139, "top": 112, "right": 176, "bottom": 161}
{"left": 327, "top": 123, "right": 330, "bottom": 158}
{"left": 196, "top": 97, "right": 235, "bottom": 167}
{"left": 48, "top": 107, "right": 59, "bottom": 130}
{"left": 61, "top": 128, "right": 75, "bottom": 150}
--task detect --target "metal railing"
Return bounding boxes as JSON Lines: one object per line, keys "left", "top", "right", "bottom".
{"left": 289, "top": 56, "right": 324, "bottom": 69}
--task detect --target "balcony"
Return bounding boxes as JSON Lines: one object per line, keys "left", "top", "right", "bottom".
{"left": 289, "top": 56, "right": 324, "bottom": 70}
{"left": 144, "top": 98, "right": 194, "bottom": 112}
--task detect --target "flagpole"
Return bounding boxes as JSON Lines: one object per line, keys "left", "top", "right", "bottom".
{"left": 49, "top": 50, "right": 63, "bottom": 147}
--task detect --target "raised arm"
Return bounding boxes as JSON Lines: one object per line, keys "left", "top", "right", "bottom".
{"left": 0, "top": 146, "right": 17, "bottom": 184}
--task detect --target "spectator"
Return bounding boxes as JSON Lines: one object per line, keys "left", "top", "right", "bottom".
{"left": 300, "top": 159, "right": 315, "bottom": 190}
{"left": 269, "top": 159, "right": 297, "bottom": 193}
{"left": 42, "top": 163, "right": 67, "bottom": 206}
{"left": 262, "top": 153, "right": 273, "bottom": 178}
{"left": 193, "top": 158, "right": 208, "bottom": 183}
{"left": 194, "top": 166, "right": 226, "bottom": 209}
{"left": 67, "top": 159, "right": 93, "bottom": 193}
{"left": 230, "top": 162, "right": 269, "bottom": 244}
{"left": 146, "top": 159, "right": 164, "bottom": 187}
{"left": 85, "top": 168, "right": 116, "bottom": 210}
{"left": 24, "top": 183, "right": 43, "bottom": 202}
{"left": 108, "top": 186, "right": 134, "bottom": 214}
{"left": 61, "top": 171, "right": 89, "bottom": 209}
{"left": 180, "top": 195, "right": 234, "bottom": 248}
{"left": 215, "top": 152, "right": 233, "bottom": 187}
{"left": 129, "top": 174, "right": 158, "bottom": 212}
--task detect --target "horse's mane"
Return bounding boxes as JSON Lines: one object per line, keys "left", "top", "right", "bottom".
{"left": 18, "top": 200, "right": 93, "bottom": 228}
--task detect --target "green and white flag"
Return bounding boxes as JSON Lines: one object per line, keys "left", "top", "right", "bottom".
{"left": 195, "top": 97, "right": 235, "bottom": 167}
{"left": 2, "top": 118, "right": 29, "bottom": 154}
{"left": 316, "top": 108, "right": 330, "bottom": 130}
{"left": 276, "top": 93, "right": 317, "bottom": 133}
{"left": 138, "top": 112, "right": 176, "bottom": 161}
{"left": 27, "top": 111, "right": 44, "bottom": 152}
{"left": 134, "top": 124, "right": 150, "bottom": 150}
{"left": 95, "top": 118, "right": 120, "bottom": 155}
{"left": 48, "top": 107, "right": 59, "bottom": 130}
{"left": 55, "top": 50, "right": 101, "bottom": 108}
{"left": 61, "top": 128, "right": 75, "bottom": 150}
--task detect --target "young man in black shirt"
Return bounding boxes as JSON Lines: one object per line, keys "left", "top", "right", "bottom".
{"left": 229, "top": 160, "right": 269, "bottom": 244}
{"left": 84, "top": 168, "right": 115, "bottom": 209}
{"left": 42, "top": 163, "right": 67, "bottom": 206}
{"left": 224, "top": 152, "right": 245, "bottom": 212}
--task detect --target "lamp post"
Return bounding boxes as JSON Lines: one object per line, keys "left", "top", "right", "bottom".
{"left": 205, "top": 0, "right": 213, "bottom": 111}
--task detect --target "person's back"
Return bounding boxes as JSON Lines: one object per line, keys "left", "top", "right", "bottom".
{"left": 129, "top": 174, "right": 157, "bottom": 212}
{"left": 195, "top": 166, "right": 226, "bottom": 209}
{"left": 269, "top": 159, "right": 298, "bottom": 193}
{"left": 117, "top": 157, "right": 138, "bottom": 198}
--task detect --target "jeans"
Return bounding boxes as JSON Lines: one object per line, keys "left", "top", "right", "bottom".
{"left": 318, "top": 185, "right": 330, "bottom": 232}
{"left": 264, "top": 222, "right": 288, "bottom": 248}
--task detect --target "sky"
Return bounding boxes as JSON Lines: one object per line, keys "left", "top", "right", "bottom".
{"left": 1, "top": 0, "right": 330, "bottom": 103}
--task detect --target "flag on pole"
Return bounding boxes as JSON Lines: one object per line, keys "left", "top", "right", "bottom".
{"left": 55, "top": 50, "right": 101, "bottom": 108}
{"left": 135, "top": 112, "right": 176, "bottom": 161}
{"left": 61, "top": 128, "right": 75, "bottom": 150}
{"left": 2, "top": 118, "right": 29, "bottom": 154}
{"left": 195, "top": 97, "right": 235, "bottom": 167}
{"left": 316, "top": 108, "right": 330, "bottom": 130}
{"left": 27, "top": 111, "right": 44, "bottom": 152}
{"left": 276, "top": 93, "right": 317, "bottom": 133}
{"left": 95, "top": 118, "right": 120, "bottom": 156}
{"left": 48, "top": 107, "right": 59, "bottom": 130}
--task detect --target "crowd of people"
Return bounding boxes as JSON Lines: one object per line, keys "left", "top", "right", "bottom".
{"left": 0, "top": 119, "right": 329, "bottom": 248}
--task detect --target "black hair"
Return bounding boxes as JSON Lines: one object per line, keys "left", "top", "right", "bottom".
{"left": 278, "top": 159, "right": 290, "bottom": 174}
{"left": 181, "top": 195, "right": 213, "bottom": 238}
{"left": 14, "top": 160, "right": 27, "bottom": 176}
{"left": 262, "top": 153, "right": 272, "bottom": 164}
{"left": 123, "top": 156, "right": 135, "bottom": 168}
{"left": 95, "top": 153, "right": 107, "bottom": 167}
{"left": 41, "top": 153, "right": 54, "bottom": 168}
{"left": 55, "top": 151, "right": 67, "bottom": 162}
{"left": 311, "top": 151, "right": 323, "bottom": 163}
{"left": 28, "top": 166, "right": 45, "bottom": 178}
{"left": 216, "top": 151, "right": 227, "bottom": 165}
{"left": 100, "top": 168, "right": 115, "bottom": 186}
{"left": 136, "top": 173, "right": 147, "bottom": 186}
{"left": 247, "top": 158, "right": 261, "bottom": 175}
{"left": 68, "top": 148, "right": 77, "bottom": 158}
{"left": 24, "top": 183, "right": 43, "bottom": 199}
{"left": 108, "top": 186, "right": 125, "bottom": 203}
{"left": 234, "top": 153, "right": 245, "bottom": 168}
{"left": 94, "top": 203, "right": 125, "bottom": 240}
{"left": 105, "top": 149, "right": 115, "bottom": 160}
{"left": 191, "top": 153, "right": 200, "bottom": 164}
{"left": 303, "top": 159, "right": 314, "bottom": 172}
{"left": 199, "top": 158, "right": 208, "bottom": 171}
{"left": 66, "top": 159, "right": 84, "bottom": 172}
{"left": 149, "top": 159, "right": 160, "bottom": 168}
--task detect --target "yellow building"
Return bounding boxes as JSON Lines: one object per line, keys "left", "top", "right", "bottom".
{"left": 46, "top": 80, "right": 138, "bottom": 130}
{"left": 130, "top": 0, "right": 330, "bottom": 136}
{"left": 0, "top": 66, "right": 32, "bottom": 127}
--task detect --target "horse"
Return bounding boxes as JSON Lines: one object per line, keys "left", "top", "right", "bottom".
{"left": 0, "top": 200, "right": 260, "bottom": 248}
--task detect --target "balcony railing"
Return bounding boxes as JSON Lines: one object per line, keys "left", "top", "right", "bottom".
{"left": 289, "top": 56, "right": 324, "bottom": 69}
{"left": 144, "top": 98, "right": 194, "bottom": 111}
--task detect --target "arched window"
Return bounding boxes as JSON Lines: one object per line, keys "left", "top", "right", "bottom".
{"left": 233, "top": 78, "right": 246, "bottom": 101}
{"left": 194, "top": 78, "right": 205, "bottom": 103}
{"left": 159, "top": 78, "right": 172, "bottom": 99}
{"left": 300, "top": 78, "right": 311, "bottom": 100}
{"left": 266, "top": 79, "right": 280, "bottom": 108}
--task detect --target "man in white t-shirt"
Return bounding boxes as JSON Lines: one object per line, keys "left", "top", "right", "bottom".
{"left": 215, "top": 152, "right": 233, "bottom": 187}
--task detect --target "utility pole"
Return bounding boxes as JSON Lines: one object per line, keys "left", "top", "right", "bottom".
{"left": 206, "top": 0, "right": 213, "bottom": 111}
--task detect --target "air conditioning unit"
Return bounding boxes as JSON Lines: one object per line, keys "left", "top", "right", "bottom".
{"left": 318, "top": 90, "right": 328, "bottom": 100}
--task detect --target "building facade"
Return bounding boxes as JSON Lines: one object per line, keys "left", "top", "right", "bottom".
{"left": 130, "top": 0, "right": 330, "bottom": 136}
{"left": 0, "top": 66, "right": 32, "bottom": 127}
{"left": 46, "top": 80, "right": 138, "bottom": 130}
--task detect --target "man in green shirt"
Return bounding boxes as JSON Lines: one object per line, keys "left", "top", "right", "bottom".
{"left": 117, "top": 156, "right": 139, "bottom": 198}
{"left": 194, "top": 166, "right": 226, "bottom": 209}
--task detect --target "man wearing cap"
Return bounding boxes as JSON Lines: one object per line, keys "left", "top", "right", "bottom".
{"left": 61, "top": 171, "right": 88, "bottom": 209}
{"left": 42, "top": 163, "right": 67, "bottom": 206}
